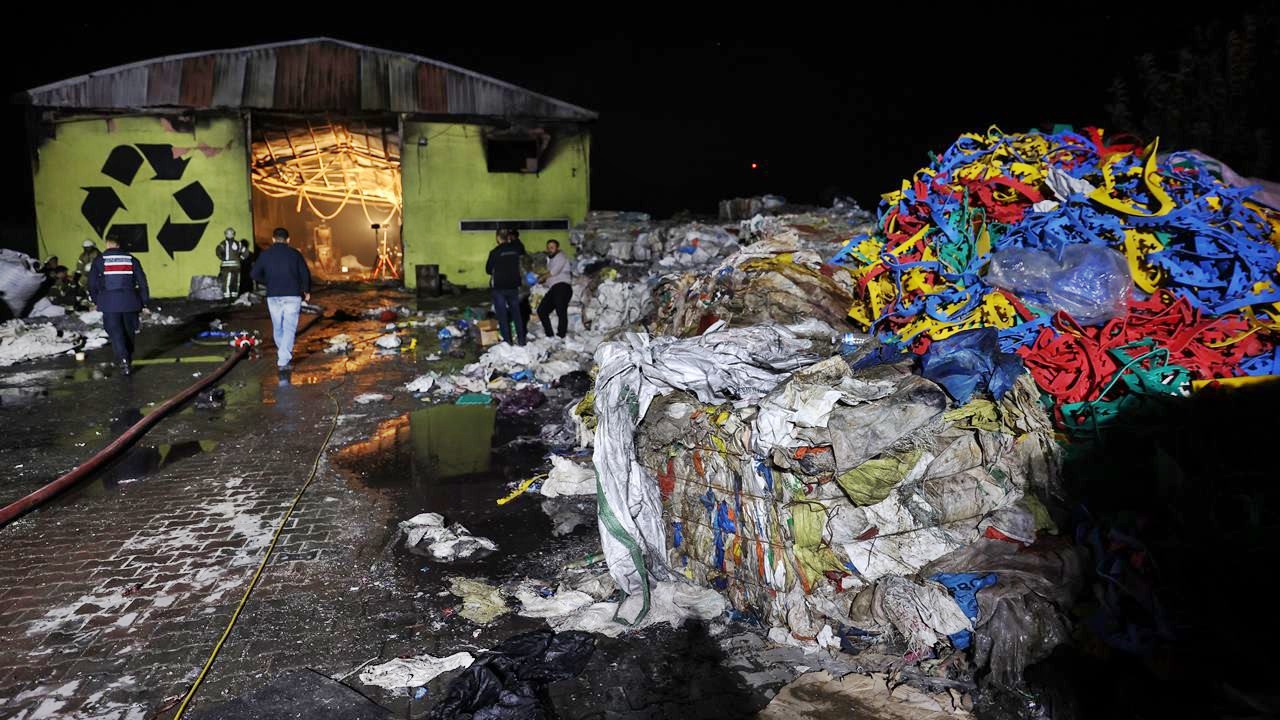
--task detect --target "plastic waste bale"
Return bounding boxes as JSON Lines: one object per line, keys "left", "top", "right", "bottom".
{"left": 593, "top": 330, "right": 1062, "bottom": 669}
{"left": 188, "top": 275, "right": 223, "bottom": 301}
{"left": 650, "top": 232, "right": 857, "bottom": 338}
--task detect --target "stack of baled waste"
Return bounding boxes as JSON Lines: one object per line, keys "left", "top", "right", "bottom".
{"left": 649, "top": 232, "right": 858, "bottom": 338}
{"left": 588, "top": 324, "right": 1074, "bottom": 683}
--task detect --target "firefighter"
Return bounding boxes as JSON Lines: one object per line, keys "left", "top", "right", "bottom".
{"left": 47, "top": 266, "right": 85, "bottom": 310}
{"left": 216, "top": 227, "right": 249, "bottom": 300}
{"left": 73, "top": 240, "right": 101, "bottom": 292}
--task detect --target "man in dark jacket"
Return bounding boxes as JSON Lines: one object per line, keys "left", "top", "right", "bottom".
{"left": 251, "top": 227, "right": 311, "bottom": 373}
{"left": 87, "top": 238, "right": 150, "bottom": 376}
{"left": 486, "top": 232, "right": 527, "bottom": 345}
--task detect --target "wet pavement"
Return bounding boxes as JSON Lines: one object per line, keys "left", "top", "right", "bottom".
{"left": 0, "top": 286, "right": 790, "bottom": 720}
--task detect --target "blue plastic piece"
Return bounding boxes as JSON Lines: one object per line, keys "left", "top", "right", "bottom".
{"left": 933, "top": 572, "right": 998, "bottom": 621}
{"left": 919, "top": 328, "right": 1023, "bottom": 404}
{"left": 672, "top": 521, "right": 684, "bottom": 548}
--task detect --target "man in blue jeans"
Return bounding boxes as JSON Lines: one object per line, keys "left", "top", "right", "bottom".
{"left": 251, "top": 228, "right": 311, "bottom": 376}
{"left": 485, "top": 231, "right": 526, "bottom": 345}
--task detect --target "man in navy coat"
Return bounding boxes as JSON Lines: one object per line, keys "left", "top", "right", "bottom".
{"left": 87, "top": 237, "right": 150, "bottom": 376}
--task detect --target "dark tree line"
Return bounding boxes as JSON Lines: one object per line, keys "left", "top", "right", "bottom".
{"left": 1107, "top": 14, "right": 1280, "bottom": 179}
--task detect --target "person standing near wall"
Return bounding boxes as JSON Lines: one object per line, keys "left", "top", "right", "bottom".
{"left": 486, "top": 231, "right": 527, "bottom": 346}
{"left": 537, "top": 239, "right": 573, "bottom": 338}
{"left": 509, "top": 229, "right": 534, "bottom": 331}
{"left": 251, "top": 227, "right": 311, "bottom": 376}
{"left": 87, "top": 237, "right": 149, "bottom": 376}
{"left": 74, "top": 240, "right": 100, "bottom": 292}
{"left": 216, "top": 228, "right": 248, "bottom": 301}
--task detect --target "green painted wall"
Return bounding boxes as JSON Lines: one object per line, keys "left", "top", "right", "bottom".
{"left": 34, "top": 114, "right": 252, "bottom": 298}
{"left": 401, "top": 122, "right": 590, "bottom": 288}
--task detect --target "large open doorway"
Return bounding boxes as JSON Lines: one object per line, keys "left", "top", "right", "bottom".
{"left": 250, "top": 116, "right": 403, "bottom": 282}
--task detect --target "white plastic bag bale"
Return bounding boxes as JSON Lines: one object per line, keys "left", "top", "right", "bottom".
{"left": 188, "top": 275, "right": 223, "bottom": 301}
{"left": 592, "top": 326, "right": 818, "bottom": 610}
{"left": 985, "top": 246, "right": 1131, "bottom": 325}
{"left": 0, "top": 249, "right": 46, "bottom": 317}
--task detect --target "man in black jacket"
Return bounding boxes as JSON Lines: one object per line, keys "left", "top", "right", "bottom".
{"left": 251, "top": 227, "right": 311, "bottom": 372}
{"left": 486, "top": 232, "right": 527, "bottom": 345}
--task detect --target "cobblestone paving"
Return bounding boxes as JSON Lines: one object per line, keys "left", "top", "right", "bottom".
{"left": 0, "top": 292, "right": 429, "bottom": 719}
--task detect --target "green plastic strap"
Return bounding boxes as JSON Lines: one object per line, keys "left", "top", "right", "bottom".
{"left": 595, "top": 472, "right": 651, "bottom": 626}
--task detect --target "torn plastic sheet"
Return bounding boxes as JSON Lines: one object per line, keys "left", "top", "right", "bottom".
{"left": 593, "top": 325, "right": 818, "bottom": 611}
{"left": 399, "top": 513, "right": 497, "bottom": 562}
{"left": 448, "top": 577, "right": 510, "bottom": 624}
{"left": 863, "top": 575, "right": 973, "bottom": 652}
{"left": 375, "top": 333, "right": 402, "bottom": 349}
{"left": 0, "top": 321, "right": 85, "bottom": 367}
{"left": 922, "top": 538, "right": 1082, "bottom": 685}
{"left": 539, "top": 455, "right": 596, "bottom": 498}
{"left": 405, "top": 373, "right": 437, "bottom": 393}
{"left": 514, "top": 581, "right": 595, "bottom": 619}
{"left": 358, "top": 652, "right": 475, "bottom": 689}
{"left": 426, "top": 630, "right": 595, "bottom": 720}
{"left": 547, "top": 580, "right": 726, "bottom": 637}
{"left": 326, "top": 334, "right": 354, "bottom": 353}
{"left": 353, "top": 393, "right": 391, "bottom": 404}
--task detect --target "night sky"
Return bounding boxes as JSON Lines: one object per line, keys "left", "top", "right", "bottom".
{"left": 1, "top": 9, "right": 1265, "bottom": 250}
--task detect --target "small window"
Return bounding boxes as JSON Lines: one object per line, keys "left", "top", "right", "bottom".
{"left": 483, "top": 129, "right": 551, "bottom": 173}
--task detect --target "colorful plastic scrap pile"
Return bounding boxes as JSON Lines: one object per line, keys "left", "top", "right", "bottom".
{"left": 833, "top": 126, "right": 1280, "bottom": 431}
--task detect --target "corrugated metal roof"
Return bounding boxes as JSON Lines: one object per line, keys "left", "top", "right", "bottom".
{"left": 22, "top": 37, "right": 597, "bottom": 121}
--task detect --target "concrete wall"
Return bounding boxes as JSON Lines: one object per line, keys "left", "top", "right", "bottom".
{"left": 401, "top": 122, "right": 590, "bottom": 288}
{"left": 33, "top": 114, "right": 252, "bottom": 298}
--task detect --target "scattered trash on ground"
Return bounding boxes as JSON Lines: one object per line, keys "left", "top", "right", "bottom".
{"left": 354, "top": 393, "right": 392, "bottom": 404}
{"left": 426, "top": 630, "right": 595, "bottom": 720}
{"left": 358, "top": 652, "right": 476, "bottom": 690}
{"left": 447, "top": 577, "right": 510, "bottom": 624}
{"left": 400, "top": 513, "right": 497, "bottom": 562}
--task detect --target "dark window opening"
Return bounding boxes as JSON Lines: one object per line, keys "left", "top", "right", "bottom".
{"left": 460, "top": 219, "right": 570, "bottom": 232}
{"left": 483, "top": 129, "right": 551, "bottom": 173}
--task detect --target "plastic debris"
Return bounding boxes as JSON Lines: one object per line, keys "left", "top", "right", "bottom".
{"left": 357, "top": 652, "right": 475, "bottom": 689}
{"left": 539, "top": 455, "right": 596, "bottom": 498}
{"left": 405, "top": 373, "right": 437, "bottom": 393}
{"left": 447, "top": 577, "right": 510, "bottom": 624}
{"left": 353, "top": 393, "right": 391, "bottom": 404}
{"left": 546, "top": 580, "right": 727, "bottom": 638}
{"left": 325, "top": 334, "right": 353, "bottom": 353}
{"left": 400, "top": 513, "right": 497, "bottom": 562}
{"left": 831, "top": 126, "right": 1280, "bottom": 433}
{"left": 427, "top": 630, "right": 594, "bottom": 720}
{"left": 375, "top": 333, "right": 402, "bottom": 349}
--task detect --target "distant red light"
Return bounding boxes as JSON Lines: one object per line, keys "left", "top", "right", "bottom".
{"left": 751, "top": 162, "right": 759, "bottom": 170}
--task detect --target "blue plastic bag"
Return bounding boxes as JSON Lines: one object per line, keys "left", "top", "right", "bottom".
{"left": 919, "top": 329, "right": 1024, "bottom": 404}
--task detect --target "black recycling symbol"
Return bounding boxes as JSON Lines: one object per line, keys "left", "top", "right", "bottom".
{"left": 81, "top": 144, "right": 214, "bottom": 258}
